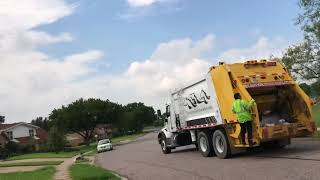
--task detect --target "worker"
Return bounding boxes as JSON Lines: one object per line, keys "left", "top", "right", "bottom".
{"left": 232, "top": 93, "right": 255, "bottom": 145}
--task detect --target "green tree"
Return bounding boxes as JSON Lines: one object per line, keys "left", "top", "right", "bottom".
{"left": 311, "top": 79, "right": 320, "bottom": 96}
{"left": 47, "top": 125, "right": 66, "bottom": 153}
{"left": 297, "top": 0, "right": 320, "bottom": 42}
{"left": 0, "top": 115, "right": 5, "bottom": 124}
{"left": 282, "top": 0, "right": 320, "bottom": 80}
{"left": 31, "top": 117, "right": 49, "bottom": 131}
{"left": 113, "top": 102, "right": 157, "bottom": 135}
{"left": 125, "top": 102, "right": 157, "bottom": 126}
{"left": 299, "top": 83, "right": 312, "bottom": 95}
{"left": 49, "top": 98, "right": 122, "bottom": 146}
{"left": 282, "top": 41, "right": 320, "bottom": 80}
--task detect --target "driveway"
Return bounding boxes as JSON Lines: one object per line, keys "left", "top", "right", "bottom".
{"left": 96, "top": 132, "right": 320, "bottom": 180}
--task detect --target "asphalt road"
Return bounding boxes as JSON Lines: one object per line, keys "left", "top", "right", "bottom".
{"left": 96, "top": 132, "right": 320, "bottom": 180}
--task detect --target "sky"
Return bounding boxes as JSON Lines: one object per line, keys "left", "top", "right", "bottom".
{"left": 0, "top": 0, "right": 304, "bottom": 123}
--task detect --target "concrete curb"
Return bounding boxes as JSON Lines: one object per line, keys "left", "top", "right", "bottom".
{"left": 115, "top": 173, "right": 128, "bottom": 180}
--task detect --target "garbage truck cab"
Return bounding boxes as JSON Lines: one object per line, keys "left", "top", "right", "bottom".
{"left": 158, "top": 60, "right": 316, "bottom": 159}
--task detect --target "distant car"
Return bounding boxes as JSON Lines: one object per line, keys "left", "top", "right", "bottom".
{"left": 97, "top": 139, "right": 113, "bottom": 153}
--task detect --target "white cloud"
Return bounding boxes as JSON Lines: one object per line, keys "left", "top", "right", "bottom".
{"left": 97, "top": 34, "right": 215, "bottom": 111}
{"left": 0, "top": 0, "right": 75, "bottom": 31}
{"left": 121, "top": 0, "right": 180, "bottom": 20}
{"left": 0, "top": 0, "right": 103, "bottom": 123}
{"left": 0, "top": 1, "right": 292, "bottom": 123}
{"left": 99, "top": 34, "right": 291, "bottom": 112}
{"left": 127, "top": 0, "right": 161, "bottom": 7}
{"left": 219, "top": 36, "right": 289, "bottom": 62}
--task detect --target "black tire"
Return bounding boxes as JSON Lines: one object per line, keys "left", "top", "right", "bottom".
{"left": 160, "top": 137, "right": 171, "bottom": 154}
{"left": 212, "top": 130, "right": 231, "bottom": 159}
{"left": 197, "top": 131, "right": 214, "bottom": 157}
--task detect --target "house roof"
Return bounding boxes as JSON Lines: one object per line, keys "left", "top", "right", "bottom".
{"left": 0, "top": 122, "right": 39, "bottom": 132}
{"left": 0, "top": 123, "right": 19, "bottom": 131}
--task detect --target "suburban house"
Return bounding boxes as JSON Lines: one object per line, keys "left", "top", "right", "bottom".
{"left": 95, "top": 124, "right": 113, "bottom": 140}
{"left": 66, "top": 133, "right": 84, "bottom": 147}
{"left": 66, "top": 124, "right": 113, "bottom": 146}
{"left": 0, "top": 122, "right": 48, "bottom": 151}
{"left": 0, "top": 132, "right": 8, "bottom": 148}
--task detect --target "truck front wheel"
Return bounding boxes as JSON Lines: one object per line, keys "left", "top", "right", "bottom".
{"left": 212, "top": 130, "right": 231, "bottom": 159}
{"left": 197, "top": 131, "right": 214, "bottom": 157}
{"left": 160, "top": 137, "right": 171, "bottom": 154}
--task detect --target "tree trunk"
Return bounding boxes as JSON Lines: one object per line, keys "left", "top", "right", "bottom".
{"left": 85, "top": 137, "right": 90, "bottom": 146}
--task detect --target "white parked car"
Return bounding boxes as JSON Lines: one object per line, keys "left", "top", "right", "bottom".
{"left": 97, "top": 139, "right": 113, "bottom": 153}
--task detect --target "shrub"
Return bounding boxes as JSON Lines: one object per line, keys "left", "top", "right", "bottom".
{"left": 38, "top": 143, "right": 50, "bottom": 152}
{"left": 0, "top": 147, "right": 9, "bottom": 159}
{"left": 19, "top": 144, "right": 34, "bottom": 153}
{"left": 5, "top": 141, "right": 19, "bottom": 153}
{"left": 48, "top": 125, "right": 66, "bottom": 153}
{"left": 64, "top": 147, "right": 80, "bottom": 152}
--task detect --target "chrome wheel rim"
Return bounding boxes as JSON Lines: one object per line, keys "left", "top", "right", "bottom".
{"left": 215, "top": 135, "right": 224, "bottom": 153}
{"left": 161, "top": 140, "right": 166, "bottom": 151}
{"left": 199, "top": 136, "right": 208, "bottom": 152}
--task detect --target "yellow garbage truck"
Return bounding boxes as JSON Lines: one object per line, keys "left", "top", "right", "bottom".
{"left": 158, "top": 60, "right": 316, "bottom": 159}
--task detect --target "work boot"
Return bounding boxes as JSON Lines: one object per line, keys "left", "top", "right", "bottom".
{"left": 248, "top": 140, "right": 255, "bottom": 146}
{"left": 241, "top": 139, "right": 246, "bottom": 145}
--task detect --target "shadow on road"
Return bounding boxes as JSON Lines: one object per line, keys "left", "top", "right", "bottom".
{"left": 168, "top": 140, "right": 320, "bottom": 161}
{"left": 171, "top": 147, "right": 198, "bottom": 154}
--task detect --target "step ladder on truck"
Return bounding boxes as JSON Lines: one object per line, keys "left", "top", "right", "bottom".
{"left": 158, "top": 59, "right": 317, "bottom": 159}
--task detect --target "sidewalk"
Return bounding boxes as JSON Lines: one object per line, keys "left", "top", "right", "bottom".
{"left": 54, "top": 157, "right": 75, "bottom": 180}
{"left": 54, "top": 151, "right": 93, "bottom": 180}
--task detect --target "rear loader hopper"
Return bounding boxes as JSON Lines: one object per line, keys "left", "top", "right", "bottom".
{"left": 158, "top": 59, "right": 316, "bottom": 158}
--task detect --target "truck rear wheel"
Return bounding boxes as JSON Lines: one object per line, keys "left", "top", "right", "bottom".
{"left": 160, "top": 137, "right": 171, "bottom": 154}
{"left": 212, "top": 130, "right": 231, "bottom": 159}
{"left": 197, "top": 131, "right": 214, "bottom": 157}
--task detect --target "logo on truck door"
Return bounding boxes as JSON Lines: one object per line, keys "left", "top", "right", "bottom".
{"left": 184, "top": 89, "right": 211, "bottom": 109}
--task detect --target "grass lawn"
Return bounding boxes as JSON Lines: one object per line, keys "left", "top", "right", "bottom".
{"left": 314, "top": 131, "right": 320, "bottom": 138}
{"left": 84, "top": 150, "right": 97, "bottom": 156}
{"left": 7, "top": 144, "right": 96, "bottom": 161}
{"left": 0, "top": 161, "right": 63, "bottom": 167}
{"left": 70, "top": 163, "right": 120, "bottom": 180}
{"left": 111, "top": 132, "right": 146, "bottom": 144}
{"left": 0, "top": 166, "right": 55, "bottom": 180}
{"left": 8, "top": 132, "right": 146, "bottom": 160}
{"left": 7, "top": 152, "right": 77, "bottom": 160}
{"left": 313, "top": 103, "right": 320, "bottom": 127}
